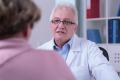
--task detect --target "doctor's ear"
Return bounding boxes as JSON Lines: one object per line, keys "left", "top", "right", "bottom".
{"left": 74, "top": 24, "right": 78, "bottom": 31}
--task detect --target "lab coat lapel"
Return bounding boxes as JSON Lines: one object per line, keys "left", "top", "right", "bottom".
{"left": 66, "top": 35, "right": 81, "bottom": 66}
{"left": 66, "top": 49, "right": 81, "bottom": 66}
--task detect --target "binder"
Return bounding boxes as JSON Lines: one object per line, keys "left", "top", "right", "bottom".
{"left": 117, "top": 5, "right": 120, "bottom": 16}
{"left": 108, "top": 19, "right": 120, "bottom": 43}
{"left": 87, "top": 29, "right": 102, "bottom": 43}
{"left": 87, "top": 0, "right": 100, "bottom": 18}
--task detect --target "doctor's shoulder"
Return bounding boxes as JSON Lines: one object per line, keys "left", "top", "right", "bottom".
{"left": 78, "top": 37, "right": 97, "bottom": 48}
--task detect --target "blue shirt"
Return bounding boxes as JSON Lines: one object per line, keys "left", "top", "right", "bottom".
{"left": 53, "top": 38, "right": 73, "bottom": 60}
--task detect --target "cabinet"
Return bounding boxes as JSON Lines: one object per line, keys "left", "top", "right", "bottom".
{"left": 84, "top": 0, "right": 120, "bottom": 44}
{"left": 77, "top": 0, "right": 120, "bottom": 72}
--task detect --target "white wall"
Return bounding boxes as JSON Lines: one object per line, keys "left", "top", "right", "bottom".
{"left": 29, "top": 0, "right": 55, "bottom": 48}
{"left": 56, "top": 0, "right": 75, "bottom": 6}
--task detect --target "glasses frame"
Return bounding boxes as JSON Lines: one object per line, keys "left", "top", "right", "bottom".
{"left": 51, "top": 19, "right": 75, "bottom": 26}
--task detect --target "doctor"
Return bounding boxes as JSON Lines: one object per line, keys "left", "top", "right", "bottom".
{"left": 38, "top": 2, "right": 120, "bottom": 80}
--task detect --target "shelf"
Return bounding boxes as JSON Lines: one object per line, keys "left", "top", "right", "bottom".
{"left": 87, "top": 17, "right": 120, "bottom": 21}
{"left": 87, "top": 18, "right": 107, "bottom": 21}
{"left": 85, "top": 0, "right": 120, "bottom": 44}
{"left": 108, "top": 17, "right": 120, "bottom": 20}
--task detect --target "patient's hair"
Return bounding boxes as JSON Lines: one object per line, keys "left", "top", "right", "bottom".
{"left": 0, "top": 0, "right": 41, "bottom": 39}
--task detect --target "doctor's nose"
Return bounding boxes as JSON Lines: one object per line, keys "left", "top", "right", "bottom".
{"left": 57, "top": 22, "right": 65, "bottom": 29}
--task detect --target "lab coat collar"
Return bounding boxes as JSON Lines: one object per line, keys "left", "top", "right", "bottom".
{"left": 50, "top": 35, "right": 82, "bottom": 66}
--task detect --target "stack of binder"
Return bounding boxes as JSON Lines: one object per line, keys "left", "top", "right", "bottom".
{"left": 108, "top": 19, "right": 120, "bottom": 43}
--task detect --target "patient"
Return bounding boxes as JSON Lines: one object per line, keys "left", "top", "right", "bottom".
{"left": 0, "top": 0, "right": 75, "bottom": 80}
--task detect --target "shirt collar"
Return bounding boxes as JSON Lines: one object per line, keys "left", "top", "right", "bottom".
{"left": 53, "top": 37, "right": 73, "bottom": 50}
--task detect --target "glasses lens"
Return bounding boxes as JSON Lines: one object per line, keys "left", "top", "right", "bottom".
{"left": 51, "top": 20, "right": 60, "bottom": 24}
{"left": 62, "top": 20, "right": 75, "bottom": 25}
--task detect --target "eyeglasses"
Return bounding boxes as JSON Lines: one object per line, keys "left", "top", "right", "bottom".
{"left": 51, "top": 19, "right": 75, "bottom": 26}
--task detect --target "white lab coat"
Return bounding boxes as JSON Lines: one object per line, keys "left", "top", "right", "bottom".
{"left": 38, "top": 35, "right": 120, "bottom": 80}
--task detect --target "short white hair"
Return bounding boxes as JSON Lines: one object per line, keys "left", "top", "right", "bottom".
{"left": 50, "top": 2, "right": 78, "bottom": 25}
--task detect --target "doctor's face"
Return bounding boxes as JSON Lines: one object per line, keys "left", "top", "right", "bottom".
{"left": 50, "top": 7, "right": 77, "bottom": 43}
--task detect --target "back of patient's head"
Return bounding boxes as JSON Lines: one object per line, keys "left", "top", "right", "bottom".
{"left": 0, "top": 0, "right": 41, "bottom": 39}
